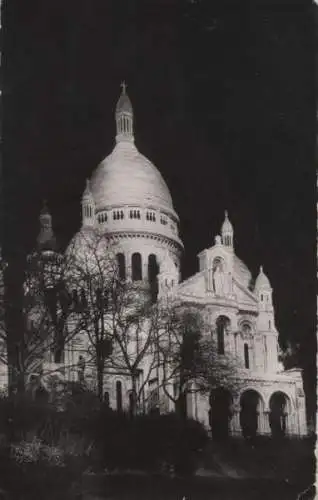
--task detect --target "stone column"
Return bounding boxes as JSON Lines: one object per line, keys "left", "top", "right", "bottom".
{"left": 262, "top": 410, "right": 271, "bottom": 435}
{"left": 230, "top": 401, "right": 241, "bottom": 436}
{"left": 231, "top": 410, "right": 241, "bottom": 436}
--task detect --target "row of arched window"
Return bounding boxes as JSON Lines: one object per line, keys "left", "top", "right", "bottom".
{"left": 160, "top": 215, "right": 168, "bottom": 225}
{"left": 69, "top": 254, "right": 159, "bottom": 310}
{"left": 83, "top": 205, "right": 93, "bottom": 218}
{"left": 146, "top": 211, "right": 156, "bottom": 222}
{"left": 95, "top": 209, "right": 175, "bottom": 228}
{"left": 117, "top": 116, "right": 132, "bottom": 135}
{"left": 129, "top": 209, "right": 141, "bottom": 219}
{"left": 223, "top": 235, "right": 233, "bottom": 246}
{"left": 116, "top": 252, "right": 159, "bottom": 285}
{"left": 98, "top": 212, "right": 108, "bottom": 223}
{"left": 113, "top": 210, "right": 124, "bottom": 220}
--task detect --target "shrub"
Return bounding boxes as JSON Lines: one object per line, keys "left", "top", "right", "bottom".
{"left": 94, "top": 411, "right": 208, "bottom": 476}
{"left": 0, "top": 440, "right": 82, "bottom": 500}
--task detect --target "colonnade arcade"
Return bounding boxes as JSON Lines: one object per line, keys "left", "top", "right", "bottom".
{"left": 208, "top": 387, "right": 295, "bottom": 439}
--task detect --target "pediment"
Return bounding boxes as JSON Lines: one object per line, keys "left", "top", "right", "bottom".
{"left": 177, "top": 272, "right": 258, "bottom": 313}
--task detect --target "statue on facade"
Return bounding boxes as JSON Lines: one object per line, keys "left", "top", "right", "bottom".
{"left": 213, "top": 262, "right": 225, "bottom": 295}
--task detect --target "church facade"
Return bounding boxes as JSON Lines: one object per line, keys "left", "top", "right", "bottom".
{"left": 10, "top": 86, "right": 308, "bottom": 438}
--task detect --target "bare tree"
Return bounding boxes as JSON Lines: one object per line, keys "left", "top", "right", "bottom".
{"left": 155, "top": 301, "right": 241, "bottom": 418}
{"left": 0, "top": 244, "right": 86, "bottom": 395}
{"left": 66, "top": 233, "right": 162, "bottom": 409}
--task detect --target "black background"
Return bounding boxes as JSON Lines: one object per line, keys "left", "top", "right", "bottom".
{"left": 2, "top": 1, "right": 316, "bottom": 411}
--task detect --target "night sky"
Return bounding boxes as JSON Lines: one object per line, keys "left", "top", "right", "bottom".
{"left": 2, "top": 1, "right": 316, "bottom": 387}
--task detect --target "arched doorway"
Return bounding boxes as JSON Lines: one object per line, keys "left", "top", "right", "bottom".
{"left": 209, "top": 388, "right": 233, "bottom": 441}
{"left": 240, "top": 390, "right": 263, "bottom": 440}
{"left": 269, "top": 392, "right": 291, "bottom": 439}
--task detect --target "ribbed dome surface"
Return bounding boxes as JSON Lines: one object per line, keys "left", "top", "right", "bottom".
{"left": 90, "top": 142, "right": 175, "bottom": 215}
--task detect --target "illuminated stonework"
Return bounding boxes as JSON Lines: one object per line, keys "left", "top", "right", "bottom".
{"left": 12, "top": 86, "right": 307, "bottom": 438}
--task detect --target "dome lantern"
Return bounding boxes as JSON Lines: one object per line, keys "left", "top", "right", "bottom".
{"left": 81, "top": 179, "right": 95, "bottom": 228}
{"left": 37, "top": 201, "right": 57, "bottom": 252}
{"left": 115, "top": 82, "right": 134, "bottom": 144}
{"left": 221, "top": 210, "right": 234, "bottom": 248}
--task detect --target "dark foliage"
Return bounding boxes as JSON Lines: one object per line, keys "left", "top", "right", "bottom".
{"left": 94, "top": 410, "right": 209, "bottom": 476}
{"left": 0, "top": 446, "right": 77, "bottom": 500}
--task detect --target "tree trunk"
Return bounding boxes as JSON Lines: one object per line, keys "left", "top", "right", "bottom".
{"left": 4, "top": 259, "right": 25, "bottom": 395}
{"left": 130, "top": 376, "right": 138, "bottom": 417}
{"left": 176, "top": 392, "right": 187, "bottom": 420}
{"left": 54, "top": 345, "right": 63, "bottom": 364}
{"left": 97, "top": 359, "right": 104, "bottom": 402}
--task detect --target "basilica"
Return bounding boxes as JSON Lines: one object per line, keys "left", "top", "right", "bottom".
{"left": 11, "top": 85, "right": 308, "bottom": 438}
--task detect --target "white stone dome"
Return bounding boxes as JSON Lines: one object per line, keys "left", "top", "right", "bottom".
{"left": 255, "top": 266, "right": 271, "bottom": 290}
{"left": 76, "top": 84, "right": 183, "bottom": 267}
{"left": 90, "top": 141, "right": 176, "bottom": 217}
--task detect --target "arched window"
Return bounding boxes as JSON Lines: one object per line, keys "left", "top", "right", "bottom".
{"left": 213, "top": 257, "right": 223, "bottom": 272}
{"left": 116, "top": 381, "right": 123, "bottom": 412}
{"left": 148, "top": 254, "right": 159, "bottom": 303}
{"left": 148, "top": 254, "right": 158, "bottom": 283}
{"left": 242, "top": 323, "right": 252, "bottom": 336}
{"left": 216, "top": 316, "right": 229, "bottom": 355}
{"left": 244, "top": 343, "right": 249, "bottom": 369}
{"left": 116, "top": 253, "right": 126, "bottom": 281}
{"left": 132, "top": 253, "right": 142, "bottom": 281}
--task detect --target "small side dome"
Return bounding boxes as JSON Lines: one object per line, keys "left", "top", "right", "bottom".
{"left": 255, "top": 265, "right": 271, "bottom": 290}
{"left": 37, "top": 201, "right": 57, "bottom": 252}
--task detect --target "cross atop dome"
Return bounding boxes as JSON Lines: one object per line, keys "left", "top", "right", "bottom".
{"left": 120, "top": 81, "right": 127, "bottom": 94}
{"left": 115, "top": 81, "right": 134, "bottom": 143}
